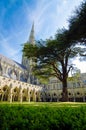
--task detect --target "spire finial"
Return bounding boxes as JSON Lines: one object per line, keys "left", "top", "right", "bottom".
{"left": 28, "top": 22, "right": 35, "bottom": 45}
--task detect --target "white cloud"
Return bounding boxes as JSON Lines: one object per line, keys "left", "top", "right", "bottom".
{"left": 63, "top": 0, "right": 67, "bottom": 4}
{"left": 73, "top": 58, "right": 86, "bottom": 73}
{"left": 0, "top": 31, "right": 22, "bottom": 62}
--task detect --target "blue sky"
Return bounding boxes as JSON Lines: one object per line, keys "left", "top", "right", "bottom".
{"left": 0, "top": 0, "right": 86, "bottom": 73}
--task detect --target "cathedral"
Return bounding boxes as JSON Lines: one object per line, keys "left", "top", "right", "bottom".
{"left": 0, "top": 23, "right": 38, "bottom": 85}
{"left": 0, "top": 23, "right": 86, "bottom": 102}
{"left": 0, "top": 23, "right": 42, "bottom": 102}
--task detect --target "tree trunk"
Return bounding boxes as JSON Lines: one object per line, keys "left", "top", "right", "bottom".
{"left": 62, "top": 79, "right": 68, "bottom": 102}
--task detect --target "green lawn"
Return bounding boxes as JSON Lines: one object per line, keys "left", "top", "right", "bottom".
{"left": 0, "top": 102, "right": 86, "bottom": 130}
{"left": 0, "top": 101, "right": 86, "bottom": 107}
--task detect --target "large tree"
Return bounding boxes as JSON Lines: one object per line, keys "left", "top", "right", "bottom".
{"left": 23, "top": 29, "right": 83, "bottom": 101}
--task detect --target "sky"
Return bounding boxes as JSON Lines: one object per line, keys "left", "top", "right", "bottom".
{"left": 0, "top": 0, "right": 86, "bottom": 73}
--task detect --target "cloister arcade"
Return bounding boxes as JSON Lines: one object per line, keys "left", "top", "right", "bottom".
{"left": 41, "top": 80, "right": 86, "bottom": 102}
{"left": 0, "top": 76, "right": 42, "bottom": 102}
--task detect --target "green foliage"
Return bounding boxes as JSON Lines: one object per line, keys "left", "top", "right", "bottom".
{"left": 0, "top": 104, "right": 86, "bottom": 130}
{"left": 23, "top": 43, "right": 39, "bottom": 58}
{"left": 23, "top": 35, "right": 81, "bottom": 83}
{"left": 68, "top": 1, "right": 86, "bottom": 44}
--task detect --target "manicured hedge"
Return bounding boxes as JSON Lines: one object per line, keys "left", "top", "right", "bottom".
{"left": 0, "top": 105, "right": 86, "bottom": 130}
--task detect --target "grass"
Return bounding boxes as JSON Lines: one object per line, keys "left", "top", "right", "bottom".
{"left": 0, "top": 102, "right": 86, "bottom": 130}
{"left": 0, "top": 101, "right": 86, "bottom": 107}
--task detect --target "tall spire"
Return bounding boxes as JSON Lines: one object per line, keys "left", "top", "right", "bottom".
{"left": 28, "top": 22, "right": 35, "bottom": 45}
{"left": 22, "top": 22, "right": 35, "bottom": 68}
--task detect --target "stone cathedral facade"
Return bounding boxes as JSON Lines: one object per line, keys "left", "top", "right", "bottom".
{"left": 0, "top": 23, "right": 86, "bottom": 102}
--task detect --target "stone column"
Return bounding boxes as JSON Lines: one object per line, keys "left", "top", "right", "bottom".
{"left": 57, "top": 96, "right": 59, "bottom": 102}
{"left": 1, "top": 94, "right": 4, "bottom": 101}
{"left": 83, "top": 96, "right": 85, "bottom": 102}
{"left": 9, "top": 84, "right": 13, "bottom": 103}
{"left": 19, "top": 86, "right": 22, "bottom": 102}
{"left": 33, "top": 89, "right": 36, "bottom": 102}
{"left": 50, "top": 94, "right": 52, "bottom": 102}
{"left": 73, "top": 96, "right": 76, "bottom": 102}
{"left": 38, "top": 92, "right": 41, "bottom": 102}
{"left": 73, "top": 87, "right": 76, "bottom": 102}
{"left": 27, "top": 87, "right": 30, "bottom": 102}
{"left": 10, "top": 88, "right": 12, "bottom": 103}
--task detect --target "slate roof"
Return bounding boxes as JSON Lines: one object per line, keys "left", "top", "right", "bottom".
{"left": 0, "top": 54, "right": 26, "bottom": 70}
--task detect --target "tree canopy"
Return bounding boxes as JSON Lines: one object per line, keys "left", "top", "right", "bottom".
{"left": 67, "top": 1, "right": 86, "bottom": 44}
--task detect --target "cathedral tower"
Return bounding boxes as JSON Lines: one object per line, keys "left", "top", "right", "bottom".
{"left": 22, "top": 22, "right": 35, "bottom": 68}
{"left": 22, "top": 23, "right": 37, "bottom": 84}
